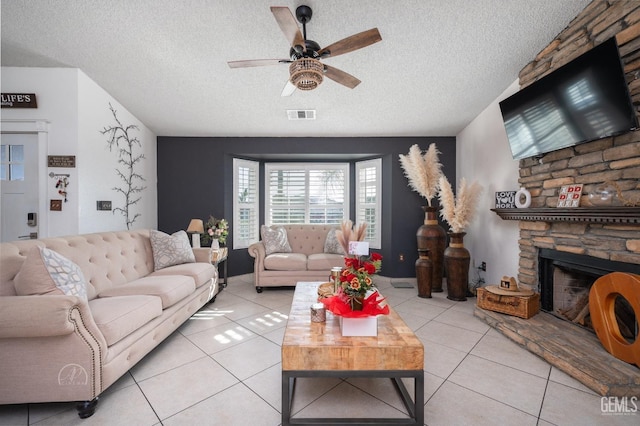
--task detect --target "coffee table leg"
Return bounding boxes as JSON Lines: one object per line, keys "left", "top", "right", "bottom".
{"left": 282, "top": 372, "right": 294, "bottom": 426}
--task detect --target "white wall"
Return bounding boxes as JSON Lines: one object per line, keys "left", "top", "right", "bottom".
{"left": 1, "top": 67, "right": 80, "bottom": 237}
{"left": 456, "top": 80, "right": 521, "bottom": 285}
{"left": 1, "top": 67, "right": 157, "bottom": 237}
{"left": 77, "top": 71, "right": 157, "bottom": 233}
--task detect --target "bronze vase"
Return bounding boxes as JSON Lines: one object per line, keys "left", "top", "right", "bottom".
{"left": 416, "top": 206, "right": 446, "bottom": 292}
{"left": 444, "top": 232, "right": 470, "bottom": 301}
{"left": 415, "top": 249, "right": 433, "bottom": 298}
{"left": 351, "top": 295, "right": 365, "bottom": 311}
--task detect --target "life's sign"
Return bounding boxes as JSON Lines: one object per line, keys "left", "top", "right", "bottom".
{"left": 1, "top": 93, "right": 37, "bottom": 108}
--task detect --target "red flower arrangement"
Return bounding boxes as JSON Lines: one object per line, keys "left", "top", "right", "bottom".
{"left": 321, "top": 252, "right": 389, "bottom": 317}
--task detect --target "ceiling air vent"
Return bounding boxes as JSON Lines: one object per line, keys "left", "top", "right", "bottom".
{"left": 287, "top": 109, "right": 316, "bottom": 120}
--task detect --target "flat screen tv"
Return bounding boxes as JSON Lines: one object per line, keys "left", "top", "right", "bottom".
{"left": 499, "top": 37, "right": 638, "bottom": 160}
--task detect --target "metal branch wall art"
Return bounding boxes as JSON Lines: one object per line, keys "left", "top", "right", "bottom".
{"left": 101, "top": 103, "right": 146, "bottom": 229}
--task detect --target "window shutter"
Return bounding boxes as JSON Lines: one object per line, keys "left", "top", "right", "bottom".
{"left": 356, "top": 158, "right": 382, "bottom": 249}
{"left": 233, "top": 158, "right": 259, "bottom": 249}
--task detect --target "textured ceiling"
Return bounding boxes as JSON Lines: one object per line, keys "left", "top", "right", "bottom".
{"left": 1, "top": 0, "right": 591, "bottom": 137}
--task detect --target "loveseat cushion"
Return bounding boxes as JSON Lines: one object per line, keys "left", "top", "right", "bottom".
{"left": 90, "top": 295, "right": 162, "bottom": 346}
{"left": 264, "top": 253, "right": 307, "bottom": 271}
{"left": 14, "top": 246, "right": 89, "bottom": 301}
{"left": 307, "top": 253, "right": 345, "bottom": 271}
{"left": 98, "top": 275, "right": 195, "bottom": 309}
{"left": 151, "top": 262, "right": 216, "bottom": 288}
{"left": 261, "top": 225, "right": 292, "bottom": 255}
{"left": 324, "top": 228, "right": 345, "bottom": 255}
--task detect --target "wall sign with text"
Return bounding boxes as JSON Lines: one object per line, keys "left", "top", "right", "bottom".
{"left": 1, "top": 93, "right": 37, "bottom": 108}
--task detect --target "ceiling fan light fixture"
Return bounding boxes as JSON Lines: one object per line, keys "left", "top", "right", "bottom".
{"left": 289, "top": 58, "right": 323, "bottom": 91}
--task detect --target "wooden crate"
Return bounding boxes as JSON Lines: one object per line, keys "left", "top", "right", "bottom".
{"left": 476, "top": 288, "right": 540, "bottom": 319}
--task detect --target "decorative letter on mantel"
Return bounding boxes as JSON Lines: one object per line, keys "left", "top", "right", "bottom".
{"left": 100, "top": 104, "right": 146, "bottom": 230}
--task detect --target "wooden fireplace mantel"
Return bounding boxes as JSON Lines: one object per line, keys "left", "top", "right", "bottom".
{"left": 491, "top": 207, "right": 640, "bottom": 224}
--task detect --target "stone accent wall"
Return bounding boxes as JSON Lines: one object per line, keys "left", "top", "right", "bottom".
{"left": 515, "top": 0, "right": 640, "bottom": 288}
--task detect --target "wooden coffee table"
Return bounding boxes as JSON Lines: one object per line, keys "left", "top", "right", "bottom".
{"left": 281, "top": 282, "right": 424, "bottom": 425}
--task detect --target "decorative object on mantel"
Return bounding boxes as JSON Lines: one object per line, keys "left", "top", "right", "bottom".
{"left": 399, "top": 143, "right": 446, "bottom": 292}
{"left": 557, "top": 184, "right": 583, "bottom": 208}
{"left": 588, "top": 272, "right": 640, "bottom": 367}
{"left": 495, "top": 191, "right": 516, "bottom": 209}
{"left": 202, "top": 215, "right": 229, "bottom": 247}
{"left": 587, "top": 180, "right": 640, "bottom": 207}
{"left": 100, "top": 103, "right": 146, "bottom": 230}
{"left": 514, "top": 187, "right": 532, "bottom": 208}
{"left": 415, "top": 248, "right": 432, "bottom": 298}
{"left": 186, "top": 219, "right": 204, "bottom": 248}
{"left": 438, "top": 176, "right": 483, "bottom": 301}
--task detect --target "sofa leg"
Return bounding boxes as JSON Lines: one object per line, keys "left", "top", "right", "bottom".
{"left": 76, "top": 397, "right": 99, "bottom": 418}
{"left": 256, "top": 286, "right": 263, "bottom": 293}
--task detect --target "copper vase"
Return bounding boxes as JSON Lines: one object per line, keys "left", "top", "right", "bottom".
{"left": 416, "top": 206, "right": 446, "bottom": 292}
{"left": 415, "top": 249, "right": 433, "bottom": 298}
{"left": 444, "top": 232, "right": 470, "bottom": 301}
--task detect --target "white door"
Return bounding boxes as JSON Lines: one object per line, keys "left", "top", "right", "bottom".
{"left": 1, "top": 133, "right": 39, "bottom": 242}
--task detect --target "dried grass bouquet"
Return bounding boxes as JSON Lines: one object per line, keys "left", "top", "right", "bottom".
{"left": 437, "top": 176, "right": 483, "bottom": 233}
{"left": 336, "top": 220, "right": 367, "bottom": 254}
{"left": 399, "top": 143, "right": 443, "bottom": 207}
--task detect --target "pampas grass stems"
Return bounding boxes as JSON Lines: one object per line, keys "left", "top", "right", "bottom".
{"left": 399, "top": 143, "right": 443, "bottom": 206}
{"left": 438, "top": 176, "right": 483, "bottom": 233}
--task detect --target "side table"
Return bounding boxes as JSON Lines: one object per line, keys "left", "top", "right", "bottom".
{"left": 193, "top": 247, "right": 228, "bottom": 289}
{"left": 210, "top": 247, "right": 228, "bottom": 288}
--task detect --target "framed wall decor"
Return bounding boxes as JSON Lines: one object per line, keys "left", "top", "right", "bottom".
{"left": 557, "top": 184, "right": 583, "bottom": 208}
{"left": 495, "top": 191, "right": 517, "bottom": 208}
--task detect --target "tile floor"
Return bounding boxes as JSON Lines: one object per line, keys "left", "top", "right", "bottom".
{"left": 1, "top": 274, "right": 638, "bottom": 425}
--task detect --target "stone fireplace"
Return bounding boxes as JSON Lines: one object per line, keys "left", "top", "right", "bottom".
{"left": 480, "top": 1, "right": 640, "bottom": 396}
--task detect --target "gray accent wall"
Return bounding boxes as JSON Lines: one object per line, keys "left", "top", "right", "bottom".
{"left": 157, "top": 137, "right": 455, "bottom": 278}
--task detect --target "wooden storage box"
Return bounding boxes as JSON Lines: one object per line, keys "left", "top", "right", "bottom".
{"left": 476, "top": 288, "right": 540, "bottom": 319}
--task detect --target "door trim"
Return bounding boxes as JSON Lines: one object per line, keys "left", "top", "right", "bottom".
{"left": 1, "top": 120, "right": 49, "bottom": 239}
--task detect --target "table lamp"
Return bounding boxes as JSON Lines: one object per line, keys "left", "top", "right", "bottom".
{"left": 187, "top": 219, "right": 204, "bottom": 248}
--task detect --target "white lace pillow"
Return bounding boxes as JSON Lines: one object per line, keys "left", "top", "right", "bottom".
{"left": 150, "top": 230, "right": 195, "bottom": 271}
{"left": 261, "top": 225, "right": 292, "bottom": 255}
{"left": 14, "top": 247, "right": 88, "bottom": 301}
{"left": 324, "top": 228, "right": 345, "bottom": 255}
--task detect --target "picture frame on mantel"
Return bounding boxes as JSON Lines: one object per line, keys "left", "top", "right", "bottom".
{"left": 557, "top": 184, "right": 583, "bottom": 208}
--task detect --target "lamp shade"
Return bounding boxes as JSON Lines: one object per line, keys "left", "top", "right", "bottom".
{"left": 187, "top": 219, "right": 204, "bottom": 234}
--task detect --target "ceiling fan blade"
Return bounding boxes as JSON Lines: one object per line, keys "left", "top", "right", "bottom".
{"left": 270, "top": 6, "right": 305, "bottom": 51}
{"left": 318, "top": 28, "right": 382, "bottom": 58}
{"left": 323, "top": 64, "right": 361, "bottom": 89}
{"left": 228, "top": 59, "right": 289, "bottom": 68}
{"left": 281, "top": 81, "right": 296, "bottom": 97}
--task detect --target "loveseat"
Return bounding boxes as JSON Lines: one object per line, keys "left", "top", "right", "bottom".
{"left": 0, "top": 229, "right": 218, "bottom": 418}
{"left": 248, "top": 224, "right": 345, "bottom": 292}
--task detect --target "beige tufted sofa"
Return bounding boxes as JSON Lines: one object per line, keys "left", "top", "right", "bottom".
{"left": 248, "top": 224, "right": 344, "bottom": 292}
{"left": 0, "top": 230, "right": 218, "bottom": 418}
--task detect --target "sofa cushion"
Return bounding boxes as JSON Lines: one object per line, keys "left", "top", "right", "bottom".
{"left": 98, "top": 275, "right": 195, "bottom": 309}
{"left": 90, "top": 295, "right": 162, "bottom": 346}
{"left": 150, "top": 230, "right": 195, "bottom": 271}
{"left": 308, "top": 253, "right": 345, "bottom": 271}
{"left": 261, "top": 225, "right": 292, "bottom": 255}
{"left": 264, "top": 253, "right": 307, "bottom": 271}
{"left": 14, "top": 247, "right": 88, "bottom": 301}
{"left": 151, "top": 262, "right": 216, "bottom": 288}
{"left": 324, "top": 228, "right": 345, "bottom": 255}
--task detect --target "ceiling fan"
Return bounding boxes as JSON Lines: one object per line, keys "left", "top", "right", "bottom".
{"left": 227, "top": 5, "right": 382, "bottom": 96}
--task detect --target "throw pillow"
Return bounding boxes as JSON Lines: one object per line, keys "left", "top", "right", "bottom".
{"left": 261, "top": 225, "right": 292, "bottom": 255}
{"left": 150, "top": 230, "right": 196, "bottom": 271}
{"left": 324, "top": 228, "right": 345, "bottom": 255}
{"left": 14, "top": 246, "right": 88, "bottom": 300}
